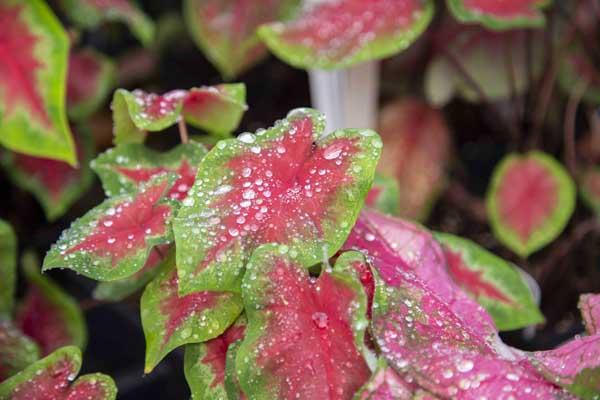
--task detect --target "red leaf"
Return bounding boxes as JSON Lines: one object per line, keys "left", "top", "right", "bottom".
{"left": 117, "top": 160, "right": 196, "bottom": 201}
{"left": 580, "top": 293, "right": 600, "bottom": 335}
{"left": 202, "top": 323, "right": 246, "bottom": 389}
{"left": 356, "top": 359, "right": 415, "bottom": 400}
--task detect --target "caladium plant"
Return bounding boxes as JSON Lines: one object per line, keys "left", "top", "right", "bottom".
{"left": 446, "top": 0, "right": 551, "bottom": 30}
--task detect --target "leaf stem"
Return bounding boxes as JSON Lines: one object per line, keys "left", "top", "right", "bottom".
{"left": 178, "top": 118, "right": 189, "bottom": 144}
{"left": 564, "top": 79, "right": 589, "bottom": 174}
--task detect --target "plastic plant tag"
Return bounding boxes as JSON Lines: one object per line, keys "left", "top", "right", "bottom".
{"left": 258, "top": 0, "right": 434, "bottom": 69}
{"left": 446, "top": 0, "right": 550, "bottom": 30}
{"left": 0, "top": 346, "right": 117, "bottom": 399}
{"left": 235, "top": 244, "right": 371, "bottom": 399}
{"left": 43, "top": 175, "right": 178, "bottom": 281}
{"left": 0, "top": 220, "right": 17, "bottom": 318}
{"left": 435, "top": 233, "right": 544, "bottom": 331}
{"left": 174, "top": 108, "right": 381, "bottom": 294}
{"left": 0, "top": 320, "right": 40, "bottom": 382}
{"left": 0, "top": 0, "right": 75, "bottom": 165}
{"left": 141, "top": 261, "right": 243, "bottom": 373}
{"left": 486, "top": 151, "right": 576, "bottom": 257}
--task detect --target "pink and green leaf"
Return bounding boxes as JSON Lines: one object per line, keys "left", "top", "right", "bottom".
{"left": 92, "top": 244, "right": 171, "bottom": 302}
{"left": 1, "top": 127, "right": 94, "bottom": 221}
{"left": 184, "top": 0, "right": 300, "bottom": 79}
{"left": 16, "top": 252, "right": 86, "bottom": 356}
{"left": 224, "top": 340, "right": 246, "bottom": 400}
{"left": 235, "top": 244, "right": 371, "bottom": 399}
{"left": 366, "top": 173, "right": 401, "bottom": 216}
{"left": 43, "top": 175, "right": 178, "bottom": 281}
{"left": 0, "top": 0, "right": 75, "bottom": 165}
{"left": 182, "top": 84, "right": 247, "bottom": 137}
{"left": 435, "top": 232, "right": 544, "bottom": 331}
{"left": 91, "top": 141, "right": 207, "bottom": 199}
{"left": 67, "top": 48, "right": 116, "bottom": 121}
{"left": 446, "top": 0, "right": 550, "bottom": 30}
{"left": 58, "top": 0, "right": 154, "bottom": 46}
{"left": 184, "top": 316, "right": 247, "bottom": 400}
{"left": 579, "top": 293, "right": 600, "bottom": 335}
{"left": 579, "top": 167, "right": 600, "bottom": 215}
{"left": 0, "top": 220, "right": 17, "bottom": 318}
{"left": 141, "top": 260, "right": 243, "bottom": 373}
{"left": 0, "top": 320, "right": 40, "bottom": 382}
{"left": 258, "top": 0, "right": 434, "bottom": 70}
{"left": 376, "top": 99, "right": 451, "bottom": 221}
{"left": 355, "top": 358, "right": 415, "bottom": 400}
{"left": 173, "top": 108, "right": 381, "bottom": 294}
{"left": 486, "top": 151, "right": 576, "bottom": 257}
{"left": 0, "top": 346, "right": 117, "bottom": 399}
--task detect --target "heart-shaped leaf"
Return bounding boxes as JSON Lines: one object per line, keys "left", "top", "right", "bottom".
{"left": 91, "top": 141, "right": 207, "bottom": 199}
{"left": 141, "top": 260, "right": 243, "bottom": 373}
{"left": 580, "top": 167, "right": 600, "bottom": 215}
{"left": 174, "top": 108, "right": 381, "bottom": 294}
{"left": 377, "top": 99, "right": 451, "bottom": 221}
{"left": 16, "top": 252, "right": 86, "bottom": 356}
{"left": 0, "top": 220, "right": 17, "bottom": 318}
{"left": 92, "top": 245, "right": 171, "bottom": 302}
{"left": 0, "top": 320, "right": 40, "bottom": 382}
{"left": 365, "top": 173, "right": 400, "bottom": 216}
{"left": 446, "top": 0, "right": 550, "bottom": 30}
{"left": 579, "top": 293, "right": 600, "bottom": 335}
{"left": 43, "top": 175, "right": 178, "bottom": 281}
{"left": 258, "top": 0, "right": 434, "bottom": 69}
{"left": 184, "top": 0, "right": 300, "bottom": 78}
{"left": 342, "top": 210, "right": 496, "bottom": 338}
{"left": 0, "top": 0, "right": 75, "bottom": 165}
{"left": 435, "top": 232, "right": 544, "bottom": 331}
{"left": 184, "top": 316, "right": 246, "bottom": 400}
{"left": 58, "top": 0, "right": 154, "bottom": 46}
{"left": 1, "top": 127, "right": 94, "bottom": 221}
{"left": 67, "top": 48, "right": 116, "bottom": 121}
{"left": 0, "top": 346, "right": 117, "bottom": 399}
{"left": 486, "top": 151, "right": 576, "bottom": 257}
{"left": 235, "top": 244, "right": 371, "bottom": 399}
{"left": 355, "top": 358, "right": 415, "bottom": 400}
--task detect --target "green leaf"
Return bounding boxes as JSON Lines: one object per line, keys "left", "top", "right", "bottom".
{"left": 0, "top": 346, "right": 117, "bottom": 399}
{"left": 0, "top": 320, "right": 40, "bottom": 382}
{"left": 224, "top": 340, "right": 245, "bottom": 400}
{"left": 91, "top": 141, "right": 207, "bottom": 198}
{"left": 16, "top": 252, "right": 87, "bottom": 355}
{"left": 486, "top": 151, "right": 576, "bottom": 257}
{"left": 365, "top": 173, "right": 401, "bottom": 216}
{"left": 58, "top": 0, "right": 154, "bottom": 46}
{"left": 141, "top": 259, "right": 243, "bottom": 373}
{"left": 184, "top": 316, "right": 246, "bottom": 400}
{"left": 446, "top": 0, "right": 550, "bottom": 30}
{"left": 43, "top": 175, "right": 178, "bottom": 281}
{"left": 258, "top": 0, "right": 434, "bottom": 70}
{"left": 67, "top": 48, "right": 116, "bottom": 121}
{"left": 235, "top": 244, "right": 370, "bottom": 399}
{"left": 1, "top": 126, "right": 94, "bottom": 221}
{"left": 0, "top": 0, "right": 75, "bottom": 165}
{"left": 0, "top": 220, "right": 17, "bottom": 318}
{"left": 173, "top": 108, "right": 381, "bottom": 294}
{"left": 435, "top": 232, "right": 544, "bottom": 331}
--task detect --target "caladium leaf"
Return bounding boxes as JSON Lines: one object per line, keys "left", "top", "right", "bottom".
{"left": 342, "top": 210, "right": 496, "bottom": 338}
{"left": 43, "top": 175, "right": 178, "bottom": 281}
{"left": 141, "top": 260, "right": 243, "bottom": 373}
{"left": 184, "top": 316, "right": 246, "bottom": 400}
{"left": 530, "top": 333, "right": 600, "bottom": 399}
{"left": 486, "top": 151, "right": 576, "bottom": 257}
{"left": 446, "top": 0, "right": 550, "bottom": 30}
{"left": 224, "top": 340, "right": 246, "bottom": 400}
{"left": 365, "top": 173, "right": 401, "bottom": 216}
{"left": 435, "top": 232, "right": 544, "bottom": 331}
{"left": 174, "top": 108, "right": 381, "bottom": 294}
{"left": 355, "top": 358, "right": 415, "bottom": 400}
{"left": 377, "top": 99, "right": 451, "bottom": 221}
{"left": 258, "top": 0, "right": 434, "bottom": 69}
{"left": 91, "top": 141, "right": 208, "bottom": 199}
{"left": 0, "top": 220, "right": 17, "bottom": 318}
{"left": 58, "top": 0, "right": 154, "bottom": 46}
{"left": 0, "top": 0, "right": 75, "bottom": 165}
{"left": 1, "top": 127, "right": 94, "bottom": 221}
{"left": 579, "top": 293, "right": 600, "bottom": 335}
{"left": 67, "top": 48, "right": 116, "bottom": 121}
{"left": 92, "top": 245, "right": 171, "bottom": 301}
{"left": 16, "top": 252, "right": 86, "bottom": 356}
{"left": 0, "top": 346, "right": 117, "bottom": 399}
{"left": 235, "top": 244, "right": 371, "bottom": 399}
{"left": 0, "top": 320, "right": 40, "bottom": 382}
{"left": 184, "top": 0, "right": 300, "bottom": 78}
{"left": 580, "top": 167, "right": 600, "bottom": 215}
